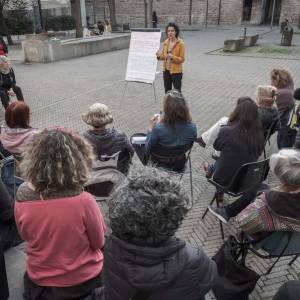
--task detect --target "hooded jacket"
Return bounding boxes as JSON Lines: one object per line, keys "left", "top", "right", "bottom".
{"left": 0, "top": 126, "right": 38, "bottom": 156}
{"left": 83, "top": 128, "right": 134, "bottom": 174}
{"left": 237, "top": 188, "right": 300, "bottom": 234}
{"left": 103, "top": 235, "right": 217, "bottom": 300}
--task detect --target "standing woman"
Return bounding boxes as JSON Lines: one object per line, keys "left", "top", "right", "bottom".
{"left": 270, "top": 69, "right": 295, "bottom": 149}
{"left": 156, "top": 23, "right": 185, "bottom": 93}
{"left": 152, "top": 11, "right": 158, "bottom": 28}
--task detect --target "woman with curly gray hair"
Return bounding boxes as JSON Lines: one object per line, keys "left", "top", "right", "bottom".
{"left": 103, "top": 165, "right": 217, "bottom": 300}
{"left": 237, "top": 149, "right": 300, "bottom": 236}
{"left": 14, "top": 129, "right": 106, "bottom": 300}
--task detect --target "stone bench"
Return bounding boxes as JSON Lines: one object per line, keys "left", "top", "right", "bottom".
{"left": 243, "top": 34, "right": 259, "bottom": 47}
{"left": 223, "top": 38, "right": 244, "bottom": 52}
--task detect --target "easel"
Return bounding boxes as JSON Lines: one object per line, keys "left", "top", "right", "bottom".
{"left": 121, "top": 28, "right": 161, "bottom": 105}
{"left": 121, "top": 80, "right": 158, "bottom": 104}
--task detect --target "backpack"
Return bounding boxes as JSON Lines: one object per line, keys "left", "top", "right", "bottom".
{"left": 84, "top": 153, "right": 126, "bottom": 200}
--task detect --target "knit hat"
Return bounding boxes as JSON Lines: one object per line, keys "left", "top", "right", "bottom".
{"left": 82, "top": 103, "right": 113, "bottom": 127}
{"left": 255, "top": 85, "right": 277, "bottom": 108}
{"left": 294, "top": 88, "right": 300, "bottom": 100}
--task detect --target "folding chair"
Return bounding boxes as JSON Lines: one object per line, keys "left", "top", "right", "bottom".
{"left": 242, "top": 231, "right": 300, "bottom": 275}
{"left": 202, "top": 158, "right": 269, "bottom": 240}
{"left": 0, "top": 155, "right": 24, "bottom": 200}
{"left": 149, "top": 143, "right": 194, "bottom": 206}
{"left": 263, "top": 117, "right": 279, "bottom": 158}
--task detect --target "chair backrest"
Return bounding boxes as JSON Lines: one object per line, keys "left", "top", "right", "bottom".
{"left": 264, "top": 117, "right": 279, "bottom": 144}
{"left": 255, "top": 231, "right": 300, "bottom": 256}
{"left": 226, "top": 158, "right": 269, "bottom": 195}
{"left": 84, "top": 153, "right": 126, "bottom": 200}
{"left": 149, "top": 143, "right": 193, "bottom": 172}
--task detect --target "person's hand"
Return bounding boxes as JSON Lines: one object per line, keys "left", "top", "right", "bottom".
{"left": 156, "top": 50, "right": 161, "bottom": 57}
{"left": 149, "top": 115, "right": 159, "bottom": 130}
{"left": 8, "top": 89, "right": 15, "bottom": 96}
{"left": 166, "top": 53, "right": 173, "bottom": 59}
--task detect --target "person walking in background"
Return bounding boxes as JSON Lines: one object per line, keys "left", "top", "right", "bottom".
{"left": 152, "top": 11, "right": 158, "bottom": 28}
{"left": 156, "top": 23, "right": 185, "bottom": 93}
{"left": 15, "top": 128, "right": 105, "bottom": 300}
{"left": 0, "top": 56, "right": 24, "bottom": 109}
{"left": 0, "top": 36, "right": 8, "bottom": 56}
{"left": 103, "top": 166, "right": 217, "bottom": 300}
{"left": 270, "top": 69, "right": 295, "bottom": 149}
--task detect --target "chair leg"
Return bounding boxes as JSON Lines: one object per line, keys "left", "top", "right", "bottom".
{"left": 216, "top": 197, "right": 225, "bottom": 240}
{"left": 289, "top": 254, "right": 299, "bottom": 266}
{"left": 188, "top": 157, "right": 193, "bottom": 206}
{"left": 202, "top": 192, "right": 217, "bottom": 219}
{"left": 266, "top": 256, "right": 281, "bottom": 275}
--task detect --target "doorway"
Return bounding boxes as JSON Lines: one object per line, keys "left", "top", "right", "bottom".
{"left": 243, "top": 0, "right": 253, "bottom": 22}
{"left": 263, "top": 0, "right": 282, "bottom": 24}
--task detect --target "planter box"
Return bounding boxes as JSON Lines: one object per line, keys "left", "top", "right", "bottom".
{"left": 223, "top": 38, "right": 244, "bottom": 52}
{"left": 243, "top": 34, "right": 259, "bottom": 47}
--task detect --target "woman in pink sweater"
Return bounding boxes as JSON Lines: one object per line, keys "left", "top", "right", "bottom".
{"left": 14, "top": 128, "right": 106, "bottom": 300}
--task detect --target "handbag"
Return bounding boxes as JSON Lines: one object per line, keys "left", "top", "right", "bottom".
{"left": 212, "top": 235, "right": 260, "bottom": 300}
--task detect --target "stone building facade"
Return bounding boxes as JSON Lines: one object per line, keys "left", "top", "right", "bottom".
{"left": 114, "top": 0, "right": 300, "bottom": 27}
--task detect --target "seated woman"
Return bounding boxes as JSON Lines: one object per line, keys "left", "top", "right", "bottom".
{"left": 0, "top": 36, "right": 8, "bottom": 56}
{"left": 199, "top": 85, "right": 278, "bottom": 150}
{"left": 103, "top": 165, "right": 217, "bottom": 300}
{"left": 237, "top": 149, "right": 300, "bottom": 236}
{"left": 0, "top": 101, "right": 38, "bottom": 160}
{"left": 256, "top": 85, "right": 278, "bottom": 137}
{"left": 207, "top": 97, "right": 265, "bottom": 223}
{"left": 0, "top": 56, "right": 24, "bottom": 109}
{"left": 271, "top": 68, "right": 295, "bottom": 149}
{"left": 82, "top": 103, "right": 134, "bottom": 174}
{"left": 14, "top": 129, "right": 106, "bottom": 300}
{"left": 133, "top": 89, "right": 197, "bottom": 170}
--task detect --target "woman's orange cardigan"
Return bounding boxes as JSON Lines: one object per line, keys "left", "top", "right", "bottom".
{"left": 157, "top": 38, "right": 185, "bottom": 74}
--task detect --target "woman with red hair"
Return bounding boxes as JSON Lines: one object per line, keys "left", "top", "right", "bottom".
{"left": 0, "top": 102, "right": 38, "bottom": 159}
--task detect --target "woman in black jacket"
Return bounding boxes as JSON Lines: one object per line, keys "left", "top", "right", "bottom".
{"left": 207, "top": 97, "right": 265, "bottom": 223}
{"left": 0, "top": 56, "right": 24, "bottom": 109}
{"left": 103, "top": 166, "right": 217, "bottom": 300}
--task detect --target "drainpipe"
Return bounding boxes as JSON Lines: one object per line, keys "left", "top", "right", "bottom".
{"left": 217, "top": 0, "right": 222, "bottom": 25}
{"left": 188, "top": 0, "right": 192, "bottom": 25}
{"left": 270, "top": 0, "right": 276, "bottom": 29}
{"left": 205, "top": 0, "right": 209, "bottom": 27}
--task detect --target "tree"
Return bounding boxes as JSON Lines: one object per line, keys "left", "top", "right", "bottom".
{"left": 0, "top": 0, "right": 29, "bottom": 44}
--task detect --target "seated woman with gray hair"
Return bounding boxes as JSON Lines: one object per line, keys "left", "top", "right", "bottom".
{"left": 237, "top": 149, "right": 300, "bottom": 236}
{"left": 82, "top": 103, "right": 134, "bottom": 174}
{"left": 103, "top": 165, "right": 217, "bottom": 300}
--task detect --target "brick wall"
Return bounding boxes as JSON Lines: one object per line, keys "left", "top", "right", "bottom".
{"left": 113, "top": 0, "right": 300, "bottom": 27}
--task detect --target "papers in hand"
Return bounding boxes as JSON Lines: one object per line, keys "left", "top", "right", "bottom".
{"left": 131, "top": 136, "right": 147, "bottom": 145}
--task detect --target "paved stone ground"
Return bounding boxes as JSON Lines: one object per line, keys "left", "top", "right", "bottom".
{"left": 3, "top": 26, "right": 300, "bottom": 300}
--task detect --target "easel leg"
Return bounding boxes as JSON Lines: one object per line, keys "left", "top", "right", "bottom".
{"left": 152, "top": 82, "right": 157, "bottom": 103}
{"left": 120, "top": 81, "right": 128, "bottom": 105}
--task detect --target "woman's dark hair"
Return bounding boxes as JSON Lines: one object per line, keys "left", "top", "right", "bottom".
{"left": 152, "top": 11, "right": 157, "bottom": 17}
{"left": 161, "top": 89, "right": 192, "bottom": 127}
{"left": 165, "top": 22, "right": 180, "bottom": 38}
{"left": 228, "top": 97, "right": 264, "bottom": 157}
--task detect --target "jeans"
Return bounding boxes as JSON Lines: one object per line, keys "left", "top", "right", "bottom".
{"left": 0, "top": 85, "right": 24, "bottom": 109}
{"left": 163, "top": 71, "right": 182, "bottom": 93}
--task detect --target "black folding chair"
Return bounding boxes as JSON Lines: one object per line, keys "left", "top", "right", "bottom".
{"left": 263, "top": 117, "right": 279, "bottom": 158}
{"left": 202, "top": 158, "right": 269, "bottom": 240}
{"left": 149, "top": 143, "right": 194, "bottom": 206}
{"left": 241, "top": 231, "right": 300, "bottom": 275}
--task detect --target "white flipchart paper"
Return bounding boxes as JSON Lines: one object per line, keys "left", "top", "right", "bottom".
{"left": 125, "top": 31, "right": 162, "bottom": 84}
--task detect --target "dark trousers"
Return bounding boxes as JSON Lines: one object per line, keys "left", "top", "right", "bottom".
{"left": 163, "top": 71, "right": 182, "bottom": 93}
{"left": 0, "top": 85, "right": 24, "bottom": 109}
{"left": 224, "top": 183, "right": 268, "bottom": 218}
{"left": 277, "top": 126, "right": 297, "bottom": 149}
{"left": 23, "top": 272, "right": 103, "bottom": 300}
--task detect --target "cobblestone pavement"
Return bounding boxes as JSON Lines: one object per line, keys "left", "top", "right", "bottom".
{"left": 4, "top": 26, "right": 300, "bottom": 300}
